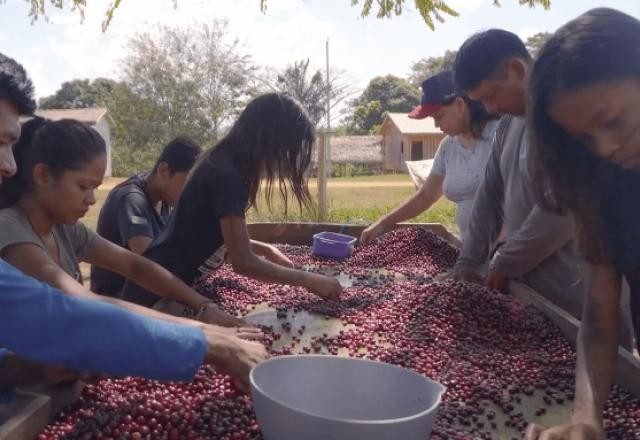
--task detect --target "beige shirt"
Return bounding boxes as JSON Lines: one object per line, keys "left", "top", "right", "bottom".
{"left": 0, "top": 207, "right": 97, "bottom": 282}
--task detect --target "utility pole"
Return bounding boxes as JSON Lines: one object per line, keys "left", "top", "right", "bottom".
{"left": 316, "top": 38, "right": 332, "bottom": 221}
{"left": 325, "top": 38, "right": 331, "bottom": 179}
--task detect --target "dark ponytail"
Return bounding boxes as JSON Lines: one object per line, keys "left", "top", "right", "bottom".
{"left": 0, "top": 117, "right": 106, "bottom": 209}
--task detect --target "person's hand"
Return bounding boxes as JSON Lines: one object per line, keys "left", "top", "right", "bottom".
{"left": 485, "top": 268, "right": 508, "bottom": 294}
{"left": 213, "top": 325, "right": 265, "bottom": 341}
{"left": 198, "top": 303, "right": 251, "bottom": 328}
{"left": 525, "top": 420, "right": 605, "bottom": 440}
{"left": 360, "top": 222, "right": 386, "bottom": 246}
{"left": 263, "top": 244, "right": 295, "bottom": 268}
{"left": 203, "top": 329, "right": 268, "bottom": 392}
{"left": 450, "top": 263, "right": 483, "bottom": 284}
{"left": 305, "top": 273, "right": 342, "bottom": 301}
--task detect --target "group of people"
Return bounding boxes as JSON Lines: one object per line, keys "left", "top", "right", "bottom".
{"left": 0, "top": 5, "right": 638, "bottom": 440}
{"left": 0, "top": 61, "right": 342, "bottom": 398}
{"left": 363, "top": 7, "right": 640, "bottom": 439}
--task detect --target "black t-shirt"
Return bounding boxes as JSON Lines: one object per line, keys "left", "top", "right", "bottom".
{"left": 122, "top": 150, "right": 249, "bottom": 307}
{"left": 600, "top": 165, "right": 640, "bottom": 350}
{"left": 91, "top": 172, "right": 170, "bottom": 297}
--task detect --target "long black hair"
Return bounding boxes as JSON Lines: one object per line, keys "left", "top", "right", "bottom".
{"left": 203, "top": 93, "right": 315, "bottom": 214}
{"left": 0, "top": 117, "right": 106, "bottom": 208}
{"left": 528, "top": 7, "right": 640, "bottom": 263}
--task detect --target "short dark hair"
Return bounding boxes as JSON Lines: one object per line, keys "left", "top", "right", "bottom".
{"left": 453, "top": 29, "right": 531, "bottom": 92}
{"left": 153, "top": 136, "right": 202, "bottom": 174}
{"left": 0, "top": 53, "right": 36, "bottom": 115}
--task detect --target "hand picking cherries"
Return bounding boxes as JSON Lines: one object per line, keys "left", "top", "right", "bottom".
{"left": 40, "top": 228, "right": 640, "bottom": 439}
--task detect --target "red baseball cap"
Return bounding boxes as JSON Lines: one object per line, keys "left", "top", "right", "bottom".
{"left": 408, "top": 70, "right": 456, "bottom": 120}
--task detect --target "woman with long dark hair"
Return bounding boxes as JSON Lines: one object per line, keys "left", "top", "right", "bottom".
{"left": 123, "top": 93, "right": 342, "bottom": 308}
{"left": 360, "top": 71, "right": 499, "bottom": 246}
{"left": 525, "top": 8, "right": 640, "bottom": 440}
{"left": 0, "top": 117, "right": 254, "bottom": 328}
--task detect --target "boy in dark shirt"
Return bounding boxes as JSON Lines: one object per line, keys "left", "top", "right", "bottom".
{"left": 91, "top": 137, "right": 201, "bottom": 297}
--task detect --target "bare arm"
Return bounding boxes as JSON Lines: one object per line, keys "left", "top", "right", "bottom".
{"left": 85, "top": 236, "right": 213, "bottom": 310}
{"left": 526, "top": 263, "right": 620, "bottom": 440}
{"left": 2, "top": 242, "right": 206, "bottom": 328}
{"left": 127, "top": 235, "right": 153, "bottom": 255}
{"left": 222, "top": 216, "right": 341, "bottom": 300}
{"left": 381, "top": 174, "right": 444, "bottom": 226}
{"left": 250, "top": 239, "right": 294, "bottom": 268}
{"left": 573, "top": 264, "right": 620, "bottom": 428}
{"left": 361, "top": 174, "right": 444, "bottom": 245}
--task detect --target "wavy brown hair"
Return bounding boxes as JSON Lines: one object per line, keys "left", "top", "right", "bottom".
{"left": 528, "top": 8, "right": 640, "bottom": 264}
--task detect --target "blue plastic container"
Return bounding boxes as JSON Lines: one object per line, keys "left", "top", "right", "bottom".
{"left": 312, "top": 232, "right": 357, "bottom": 259}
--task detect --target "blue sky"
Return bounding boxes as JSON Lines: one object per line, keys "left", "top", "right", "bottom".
{"left": 1, "top": 0, "right": 639, "bottom": 99}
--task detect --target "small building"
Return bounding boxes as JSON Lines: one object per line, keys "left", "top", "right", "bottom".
{"left": 35, "top": 108, "right": 112, "bottom": 177}
{"left": 311, "top": 135, "right": 383, "bottom": 176}
{"left": 379, "top": 112, "right": 445, "bottom": 172}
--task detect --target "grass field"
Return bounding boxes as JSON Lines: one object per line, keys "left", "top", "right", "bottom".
{"left": 84, "top": 174, "right": 458, "bottom": 233}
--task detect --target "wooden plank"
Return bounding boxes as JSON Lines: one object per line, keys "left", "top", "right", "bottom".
{"left": 0, "top": 391, "right": 51, "bottom": 440}
{"left": 510, "top": 281, "right": 640, "bottom": 398}
{"left": 0, "top": 381, "right": 84, "bottom": 440}
{"left": 316, "top": 133, "right": 327, "bottom": 221}
{"left": 247, "top": 222, "right": 460, "bottom": 247}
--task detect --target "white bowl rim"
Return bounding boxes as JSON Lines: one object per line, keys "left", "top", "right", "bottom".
{"left": 250, "top": 354, "right": 446, "bottom": 425}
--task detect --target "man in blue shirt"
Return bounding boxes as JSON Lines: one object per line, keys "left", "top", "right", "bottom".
{"left": 0, "top": 53, "right": 267, "bottom": 398}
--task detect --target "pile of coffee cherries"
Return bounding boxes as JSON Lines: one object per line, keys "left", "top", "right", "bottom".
{"left": 40, "top": 228, "right": 640, "bottom": 439}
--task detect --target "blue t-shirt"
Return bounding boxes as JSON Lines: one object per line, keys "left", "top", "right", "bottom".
{"left": 0, "top": 259, "right": 206, "bottom": 391}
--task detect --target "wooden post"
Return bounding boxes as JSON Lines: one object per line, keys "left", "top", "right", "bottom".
{"left": 317, "top": 132, "right": 327, "bottom": 221}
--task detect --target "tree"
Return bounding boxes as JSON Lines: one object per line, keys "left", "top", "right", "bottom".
{"left": 261, "top": 59, "right": 357, "bottom": 127}
{"left": 120, "top": 20, "right": 254, "bottom": 141}
{"left": 39, "top": 78, "right": 117, "bottom": 109}
{"left": 407, "top": 50, "right": 457, "bottom": 88}
{"left": 347, "top": 75, "right": 420, "bottom": 134}
{"left": 525, "top": 31, "right": 552, "bottom": 57}
{"left": 18, "top": 0, "right": 552, "bottom": 31}
{"left": 109, "top": 20, "right": 255, "bottom": 174}
{"left": 99, "top": 82, "right": 165, "bottom": 176}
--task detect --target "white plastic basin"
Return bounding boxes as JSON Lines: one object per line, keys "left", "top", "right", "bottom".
{"left": 250, "top": 355, "right": 445, "bottom": 440}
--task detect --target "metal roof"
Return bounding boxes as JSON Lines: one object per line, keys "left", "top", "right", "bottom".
{"left": 34, "top": 107, "right": 108, "bottom": 124}
{"left": 381, "top": 112, "right": 441, "bottom": 135}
